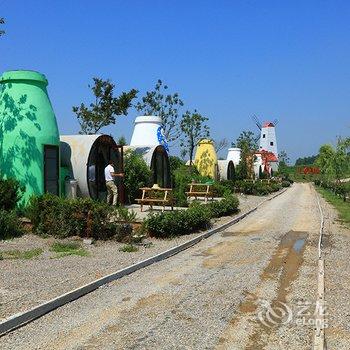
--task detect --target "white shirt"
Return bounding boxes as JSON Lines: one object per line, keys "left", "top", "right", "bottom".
{"left": 104, "top": 164, "right": 115, "bottom": 182}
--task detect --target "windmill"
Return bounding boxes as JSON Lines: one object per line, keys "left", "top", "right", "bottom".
{"left": 251, "top": 115, "right": 279, "bottom": 157}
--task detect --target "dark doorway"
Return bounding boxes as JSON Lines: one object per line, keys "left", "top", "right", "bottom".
{"left": 151, "top": 146, "right": 171, "bottom": 188}
{"left": 87, "top": 136, "right": 124, "bottom": 203}
{"left": 44, "top": 145, "right": 59, "bottom": 195}
{"left": 227, "top": 161, "right": 235, "bottom": 180}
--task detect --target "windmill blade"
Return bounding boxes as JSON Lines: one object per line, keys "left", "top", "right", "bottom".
{"left": 251, "top": 115, "right": 262, "bottom": 130}
{"left": 273, "top": 118, "right": 279, "bottom": 127}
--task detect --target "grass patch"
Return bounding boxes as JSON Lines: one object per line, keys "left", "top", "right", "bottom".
{"left": 317, "top": 187, "right": 350, "bottom": 228}
{"left": 0, "top": 248, "right": 43, "bottom": 260}
{"left": 50, "top": 242, "right": 89, "bottom": 258}
{"left": 119, "top": 244, "right": 138, "bottom": 253}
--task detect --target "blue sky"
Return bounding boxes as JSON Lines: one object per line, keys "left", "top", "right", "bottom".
{"left": 1, "top": 0, "right": 350, "bottom": 163}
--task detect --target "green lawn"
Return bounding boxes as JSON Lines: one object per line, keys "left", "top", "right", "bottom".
{"left": 50, "top": 242, "right": 89, "bottom": 258}
{"left": 317, "top": 187, "right": 350, "bottom": 228}
{"left": 0, "top": 248, "right": 43, "bottom": 260}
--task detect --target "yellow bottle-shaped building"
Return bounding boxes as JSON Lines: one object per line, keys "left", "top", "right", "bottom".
{"left": 194, "top": 139, "right": 218, "bottom": 180}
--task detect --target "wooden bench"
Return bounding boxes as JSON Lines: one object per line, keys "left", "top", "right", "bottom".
{"left": 186, "top": 183, "right": 214, "bottom": 203}
{"left": 136, "top": 187, "right": 174, "bottom": 212}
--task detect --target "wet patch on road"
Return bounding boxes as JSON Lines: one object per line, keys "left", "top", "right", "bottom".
{"left": 217, "top": 230, "right": 309, "bottom": 350}
{"left": 245, "top": 230, "right": 308, "bottom": 350}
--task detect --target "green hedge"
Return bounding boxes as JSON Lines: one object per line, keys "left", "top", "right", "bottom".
{"left": 144, "top": 194, "right": 239, "bottom": 238}
{"left": 223, "top": 180, "right": 284, "bottom": 196}
{"left": 26, "top": 194, "right": 132, "bottom": 240}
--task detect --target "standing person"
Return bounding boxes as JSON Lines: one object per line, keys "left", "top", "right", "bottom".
{"left": 104, "top": 160, "right": 124, "bottom": 205}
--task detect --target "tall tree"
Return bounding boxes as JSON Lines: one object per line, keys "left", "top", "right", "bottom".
{"left": 316, "top": 137, "right": 350, "bottom": 181}
{"left": 135, "top": 79, "right": 184, "bottom": 144}
{"left": 232, "top": 131, "right": 258, "bottom": 179}
{"left": 278, "top": 150, "right": 290, "bottom": 166}
{"left": 232, "top": 130, "right": 258, "bottom": 151}
{"left": 73, "top": 78, "right": 137, "bottom": 134}
{"left": 180, "top": 110, "right": 210, "bottom": 165}
{"left": 0, "top": 18, "right": 5, "bottom": 36}
{"left": 278, "top": 150, "right": 290, "bottom": 175}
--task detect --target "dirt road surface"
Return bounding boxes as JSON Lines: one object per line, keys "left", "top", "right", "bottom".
{"left": 0, "top": 183, "right": 338, "bottom": 349}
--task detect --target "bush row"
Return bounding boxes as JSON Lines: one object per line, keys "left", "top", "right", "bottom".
{"left": 314, "top": 180, "right": 350, "bottom": 200}
{"left": 144, "top": 194, "right": 239, "bottom": 238}
{"left": 26, "top": 194, "right": 132, "bottom": 241}
{"left": 218, "top": 179, "right": 289, "bottom": 196}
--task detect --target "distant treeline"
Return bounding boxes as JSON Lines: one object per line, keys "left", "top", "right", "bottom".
{"left": 295, "top": 155, "right": 318, "bottom": 166}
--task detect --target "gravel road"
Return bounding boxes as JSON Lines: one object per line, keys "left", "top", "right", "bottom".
{"left": 0, "top": 194, "right": 264, "bottom": 320}
{"left": 0, "top": 183, "right": 330, "bottom": 349}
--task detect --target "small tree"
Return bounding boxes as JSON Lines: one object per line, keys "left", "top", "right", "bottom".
{"left": 232, "top": 130, "right": 258, "bottom": 151}
{"left": 73, "top": 78, "right": 137, "bottom": 134}
{"left": 278, "top": 150, "right": 290, "bottom": 166}
{"left": 316, "top": 137, "right": 350, "bottom": 182}
{"left": 123, "top": 150, "right": 151, "bottom": 203}
{"left": 180, "top": 110, "right": 210, "bottom": 165}
{"left": 233, "top": 131, "right": 258, "bottom": 179}
{"left": 116, "top": 135, "right": 127, "bottom": 146}
{"left": 0, "top": 18, "right": 5, "bottom": 37}
{"left": 278, "top": 150, "right": 290, "bottom": 175}
{"left": 136, "top": 79, "right": 184, "bottom": 144}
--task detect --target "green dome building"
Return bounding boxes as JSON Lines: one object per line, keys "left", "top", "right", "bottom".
{"left": 0, "top": 70, "right": 60, "bottom": 203}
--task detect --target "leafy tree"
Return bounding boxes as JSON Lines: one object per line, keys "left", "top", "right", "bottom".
{"left": 136, "top": 79, "right": 184, "bottom": 144}
{"left": 316, "top": 137, "right": 350, "bottom": 181}
{"left": 0, "top": 18, "right": 5, "bottom": 37}
{"left": 232, "top": 130, "right": 258, "bottom": 151}
{"left": 180, "top": 110, "right": 210, "bottom": 165}
{"left": 278, "top": 150, "right": 290, "bottom": 166}
{"left": 316, "top": 144, "right": 336, "bottom": 180}
{"left": 233, "top": 131, "right": 258, "bottom": 179}
{"left": 123, "top": 150, "right": 151, "bottom": 203}
{"left": 116, "top": 135, "right": 127, "bottom": 146}
{"left": 73, "top": 78, "right": 137, "bottom": 134}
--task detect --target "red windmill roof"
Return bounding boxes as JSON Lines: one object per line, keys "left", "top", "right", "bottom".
{"left": 262, "top": 121, "right": 275, "bottom": 128}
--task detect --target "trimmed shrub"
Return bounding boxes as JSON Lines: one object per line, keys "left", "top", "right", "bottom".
{"left": 145, "top": 194, "right": 239, "bottom": 238}
{"left": 0, "top": 178, "right": 24, "bottom": 210}
{"left": 145, "top": 204, "right": 211, "bottom": 238}
{"left": 26, "top": 194, "right": 132, "bottom": 240}
{"left": 207, "top": 195, "right": 239, "bottom": 217}
{"left": 0, "top": 210, "right": 24, "bottom": 240}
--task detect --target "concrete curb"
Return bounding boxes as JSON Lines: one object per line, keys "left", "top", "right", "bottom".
{"left": 0, "top": 187, "right": 288, "bottom": 336}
